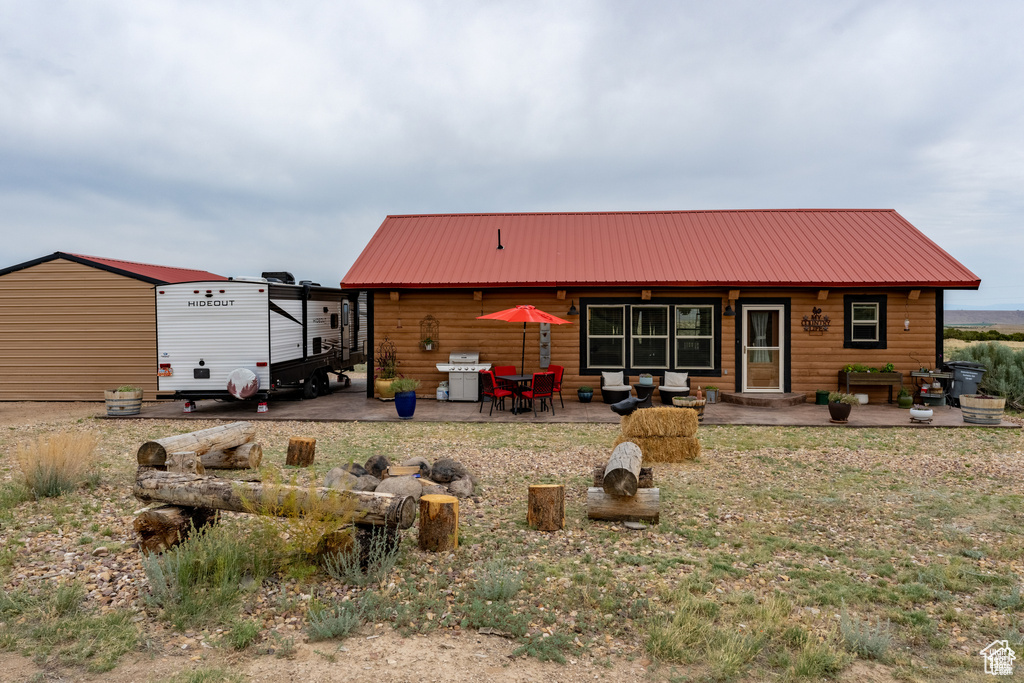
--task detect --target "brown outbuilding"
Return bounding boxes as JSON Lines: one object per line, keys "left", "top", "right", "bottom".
{"left": 0, "top": 252, "right": 225, "bottom": 401}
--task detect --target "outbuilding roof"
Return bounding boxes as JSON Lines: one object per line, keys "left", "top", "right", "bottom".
{"left": 341, "top": 209, "right": 980, "bottom": 290}
{"left": 0, "top": 252, "right": 226, "bottom": 284}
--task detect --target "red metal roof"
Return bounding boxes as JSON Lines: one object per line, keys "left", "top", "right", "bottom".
{"left": 341, "top": 210, "right": 980, "bottom": 290}
{"left": 65, "top": 253, "right": 227, "bottom": 283}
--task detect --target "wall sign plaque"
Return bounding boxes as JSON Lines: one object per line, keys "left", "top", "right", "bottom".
{"left": 801, "top": 307, "right": 830, "bottom": 334}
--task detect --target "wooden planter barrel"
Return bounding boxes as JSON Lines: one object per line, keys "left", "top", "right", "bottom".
{"left": 104, "top": 389, "right": 143, "bottom": 416}
{"left": 959, "top": 394, "right": 1005, "bottom": 425}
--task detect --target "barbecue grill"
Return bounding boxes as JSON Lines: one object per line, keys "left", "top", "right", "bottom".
{"left": 435, "top": 351, "right": 491, "bottom": 402}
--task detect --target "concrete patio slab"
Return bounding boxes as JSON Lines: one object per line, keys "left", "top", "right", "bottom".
{"left": 126, "top": 377, "right": 1018, "bottom": 428}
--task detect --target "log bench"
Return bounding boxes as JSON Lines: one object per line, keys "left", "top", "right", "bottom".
{"left": 837, "top": 371, "right": 903, "bottom": 404}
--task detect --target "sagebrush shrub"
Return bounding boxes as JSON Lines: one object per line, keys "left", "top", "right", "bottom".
{"left": 950, "top": 342, "right": 1024, "bottom": 406}
{"left": 16, "top": 431, "right": 99, "bottom": 498}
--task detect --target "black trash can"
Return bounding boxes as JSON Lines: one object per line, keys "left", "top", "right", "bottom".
{"left": 944, "top": 360, "right": 987, "bottom": 407}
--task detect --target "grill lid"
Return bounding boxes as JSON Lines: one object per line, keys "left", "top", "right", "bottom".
{"left": 447, "top": 351, "right": 480, "bottom": 364}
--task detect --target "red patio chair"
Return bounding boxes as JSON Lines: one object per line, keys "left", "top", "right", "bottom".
{"left": 520, "top": 372, "right": 556, "bottom": 417}
{"left": 548, "top": 364, "right": 565, "bottom": 408}
{"left": 493, "top": 365, "right": 517, "bottom": 392}
{"left": 479, "top": 370, "right": 513, "bottom": 415}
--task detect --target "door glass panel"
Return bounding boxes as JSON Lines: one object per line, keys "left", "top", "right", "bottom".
{"left": 746, "top": 310, "right": 780, "bottom": 390}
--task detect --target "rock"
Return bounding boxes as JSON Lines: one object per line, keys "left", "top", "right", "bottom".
{"left": 375, "top": 475, "right": 422, "bottom": 502}
{"left": 421, "top": 483, "right": 448, "bottom": 496}
{"left": 353, "top": 475, "right": 381, "bottom": 492}
{"left": 92, "top": 546, "right": 109, "bottom": 557}
{"left": 341, "top": 462, "right": 368, "bottom": 478}
{"left": 324, "top": 467, "right": 359, "bottom": 490}
{"left": 400, "top": 457, "right": 431, "bottom": 478}
{"left": 431, "top": 458, "right": 468, "bottom": 483}
{"left": 364, "top": 454, "right": 390, "bottom": 479}
{"left": 447, "top": 477, "right": 474, "bottom": 499}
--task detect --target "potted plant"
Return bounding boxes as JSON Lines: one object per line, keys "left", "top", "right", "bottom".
{"left": 104, "top": 384, "right": 143, "bottom": 416}
{"left": 638, "top": 373, "right": 653, "bottom": 386}
{"left": 827, "top": 391, "right": 858, "bottom": 423}
{"left": 374, "top": 336, "right": 399, "bottom": 400}
{"left": 897, "top": 387, "right": 913, "bottom": 409}
{"left": 704, "top": 385, "right": 720, "bottom": 404}
{"left": 577, "top": 385, "right": 594, "bottom": 403}
{"left": 421, "top": 337, "right": 435, "bottom": 351}
{"left": 390, "top": 378, "right": 421, "bottom": 419}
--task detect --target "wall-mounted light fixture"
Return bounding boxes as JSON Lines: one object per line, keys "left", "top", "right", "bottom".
{"left": 904, "top": 318, "right": 910, "bottom": 331}
{"left": 567, "top": 300, "right": 579, "bottom": 316}
{"left": 724, "top": 301, "right": 735, "bottom": 317}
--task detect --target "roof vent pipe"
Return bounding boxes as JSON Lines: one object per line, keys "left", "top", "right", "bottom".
{"left": 497, "top": 229, "right": 504, "bottom": 250}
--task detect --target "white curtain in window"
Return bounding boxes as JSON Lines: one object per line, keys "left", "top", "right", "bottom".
{"left": 751, "top": 311, "right": 770, "bottom": 362}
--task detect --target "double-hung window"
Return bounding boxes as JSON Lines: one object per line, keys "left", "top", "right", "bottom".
{"left": 632, "top": 306, "right": 669, "bottom": 369}
{"left": 843, "top": 295, "right": 887, "bottom": 349}
{"left": 675, "top": 305, "right": 714, "bottom": 369}
{"left": 587, "top": 305, "right": 625, "bottom": 368}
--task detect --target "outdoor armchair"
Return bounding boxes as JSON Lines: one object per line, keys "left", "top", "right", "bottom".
{"left": 479, "top": 370, "right": 513, "bottom": 415}
{"left": 548, "top": 364, "right": 565, "bottom": 408}
{"left": 600, "top": 371, "right": 633, "bottom": 404}
{"left": 520, "top": 372, "right": 556, "bottom": 417}
{"left": 657, "top": 371, "right": 690, "bottom": 404}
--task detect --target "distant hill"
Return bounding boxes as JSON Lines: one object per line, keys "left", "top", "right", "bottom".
{"left": 945, "top": 310, "right": 1024, "bottom": 327}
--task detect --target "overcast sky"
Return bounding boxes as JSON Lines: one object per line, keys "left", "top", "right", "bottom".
{"left": 2, "top": 1, "right": 1022, "bottom": 308}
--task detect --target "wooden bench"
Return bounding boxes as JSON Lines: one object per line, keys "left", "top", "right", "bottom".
{"left": 838, "top": 371, "right": 903, "bottom": 404}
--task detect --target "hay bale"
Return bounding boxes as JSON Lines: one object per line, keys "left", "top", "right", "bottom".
{"left": 613, "top": 435, "right": 701, "bottom": 463}
{"left": 620, "top": 407, "right": 698, "bottom": 439}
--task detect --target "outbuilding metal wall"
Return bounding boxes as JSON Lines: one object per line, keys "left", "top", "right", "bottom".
{"left": 0, "top": 259, "right": 159, "bottom": 400}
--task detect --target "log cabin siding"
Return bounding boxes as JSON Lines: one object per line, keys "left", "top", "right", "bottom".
{"left": 370, "top": 288, "right": 938, "bottom": 403}
{"left": 0, "top": 259, "right": 159, "bottom": 400}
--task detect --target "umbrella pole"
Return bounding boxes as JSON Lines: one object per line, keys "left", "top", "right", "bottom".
{"left": 521, "top": 322, "right": 526, "bottom": 375}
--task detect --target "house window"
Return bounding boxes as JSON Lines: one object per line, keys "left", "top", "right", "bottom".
{"left": 580, "top": 299, "right": 721, "bottom": 375}
{"left": 675, "top": 305, "right": 714, "bottom": 369}
{"left": 587, "top": 305, "right": 625, "bottom": 368}
{"left": 632, "top": 306, "right": 669, "bottom": 368}
{"left": 844, "top": 295, "right": 887, "bottom": 349}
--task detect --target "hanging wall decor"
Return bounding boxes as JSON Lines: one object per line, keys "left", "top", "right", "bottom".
{"left": 801, "top": 307, "right": 830, "bottom": 335}
{"left": 419, "top": 314, "right": 439, "bottom": 351}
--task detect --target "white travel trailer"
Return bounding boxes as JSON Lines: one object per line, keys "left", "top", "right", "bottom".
{"left": 156, "top": 277, "right": 358, "bottom": 409}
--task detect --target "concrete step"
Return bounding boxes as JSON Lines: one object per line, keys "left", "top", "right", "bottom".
{"left": 720, "top": 391, "right": 808, "bottom": 408}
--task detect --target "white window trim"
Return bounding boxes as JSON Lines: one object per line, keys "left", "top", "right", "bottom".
{"left": 674, "top": 304, "right": 715, "bottom": 370}
{"left": 632, "top": 305, "right": 669, "bottom": 369}
{"left": 851, "top": 302, "right": 879, "bottom": 342}
{"left": 587, "top": 305, "right": 625, "bottom": 369}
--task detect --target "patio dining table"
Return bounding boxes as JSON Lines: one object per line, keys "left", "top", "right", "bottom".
{"left": 496, "top": 374, "right": 533, "bottom": 415}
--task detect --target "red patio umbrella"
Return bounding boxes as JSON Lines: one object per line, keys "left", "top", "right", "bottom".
{"left": 477, "top": 305, "right": 573, "bottom": 375}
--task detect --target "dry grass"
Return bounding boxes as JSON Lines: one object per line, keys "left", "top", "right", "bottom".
{"left": 620, "top": 407, "right": 699, "bottom": 438}
{"left": 15, "top": 431, "right": 99, "bottom": 498}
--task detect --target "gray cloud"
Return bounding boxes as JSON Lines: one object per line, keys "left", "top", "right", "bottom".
{"left": 1, "top": 1, "right": 1021, "bottom": 306}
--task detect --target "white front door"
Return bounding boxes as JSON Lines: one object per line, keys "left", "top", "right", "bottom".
{"left": 742, "top": 305, "right": 784, "bottom": 392}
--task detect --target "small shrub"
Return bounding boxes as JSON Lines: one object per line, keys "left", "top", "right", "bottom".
{"left": 225, "top": 618, "right": 261, "bottom": 650}
{"left": 307, "top": 601, "right": 362, "bottom": 641}
{"left": 15, "top": 431, "right": 99, "bottom": 499}
{"left": 473, "top": 562, "right": 523, "bottom": 601}
{"left": 840, "top": 608, "right": 893, "bottom": 660}
{"left": 322, "top": 526, "right": 400, "bottom": 587}
{"left": 950, "top": 342, "right": 1024, "bottom": 406}
{"left": 791, "top": 639, "right": 847, "bottom": 678}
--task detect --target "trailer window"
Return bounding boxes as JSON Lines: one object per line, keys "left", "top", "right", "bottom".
{"left": 330, "top": 313, "right": 339, "bottom": 329}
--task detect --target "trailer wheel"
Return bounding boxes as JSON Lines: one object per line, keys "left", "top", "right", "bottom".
{"left": 303, "top": 373, "right": 319, "bottom": 399}
{"left": 318, "top": 368, "right": 332, "bottom": 396}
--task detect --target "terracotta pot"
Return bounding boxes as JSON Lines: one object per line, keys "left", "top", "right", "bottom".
{"left": 827, "top": 402, "right": 852, "bottom": 422}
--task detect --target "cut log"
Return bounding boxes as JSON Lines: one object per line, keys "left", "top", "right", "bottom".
{"left": 133, "top": 470, "right": 416, "bottom": 529}
{"left": 166, "top": 451, "right": 205, "bottom": 475}
{"left": 385, "top": 466, "right": 420, "bottom": 478}
{"left": 593, "top": 465, "right": 653, "bottom": 489}
{"left": 286, "top": 437, "right": 316, "bottom": 467}
{"left": 201, "top": 442, "right": 263, "bottom": 470}
{"left": 418, "top": 494, "right": 458, "bottom": 552}
{"left": 133, "top": 505, "right": 219, "bottom": 554}
{"left": 603, "top": 442, "right": 643, "bottom": 497}
{"left": 137, "top": 422, "right": 256, "bottom": 466}
{"left": 527, "top": 484, "right": 565, "bottom": 532}
{"left": 587, "top": 487, "right": 660, "bottom": 523}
